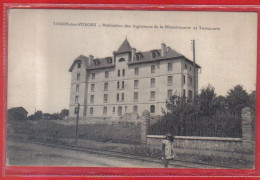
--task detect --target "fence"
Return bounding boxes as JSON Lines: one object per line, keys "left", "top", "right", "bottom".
{"left": 148, "top": 112, "right": 242, "bottom": 138}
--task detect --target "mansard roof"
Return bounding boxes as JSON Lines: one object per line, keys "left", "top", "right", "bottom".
{"left": 128, "top": 48, "right": 200, "bottom": 68}
{"left": 116, "top": 38, "right": 132, "bottom": 53}
{"left": 87, "top": 57, "right": 115, "bottom": 70}
{"left": 129, "top": 48, "right": 182, "bottom": 64}
{"left": 69, "top": 40, "right": 201, "bottom": 71}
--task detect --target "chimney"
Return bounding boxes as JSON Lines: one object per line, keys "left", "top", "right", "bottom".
{"left": 113, "top": 51, "right": 116, "bottom": 63}
{"left": 167, "top": 46, "right": 171, "bottom": 52}
{"left": 161, "top": 43, "right": 166, "bottom": 57}
{"left": 131, "top": 48, "right": 136, "bottom": 61}
{"left": 89, "top": 55, "right": 94, "bottom": 65}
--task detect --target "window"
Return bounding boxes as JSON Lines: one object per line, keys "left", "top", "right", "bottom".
{"left": 104, "top": 94, "right": 108, "bottom": 102}
{"left": 77, "top": 73, "right": 80, "bottom": 80}
{"left": 119, "top": 58, "right": 125, "bottom": 62}
{"left": 134, "top": 80, "right": 139, "bottom": 89}
{"left": 118, "top": 106, "right": 122, "bottom": 116}
{"left": 136, "top": 54, "right": 141, "bottom": 61}
{"left": 134, "top": 92, "right": 138, "bottom": 101}
{"left": 123, "top": 69, "right": 125, "bottom": 76}
{"left": 121, "top": 93, "right": 124, "bottom": 101}
{"left": 151, "top": 78, "right": 155, "bottom": 88}
{"left": 91, "top": 73, "right": 95, "bottom": 79}
{"left": 190, "top": 67, "right": 192, "bottom": 72}
{"left": 118, "top": 70, "right": 120, "bottom": 77}
{"left": 103, "top": 107, "right": 107, "bottom": 115}
{"left": 91, "top": 84, "right": 95, "bottom": 91}
{"left": 168, "top": 89, "right": 172, "bottom": 98}
{"left": 152, "top": 51, "right": 157, "bottom": 58}
{"left": 183, "top": 75, "right": 186, "bottom": 84}
{"left": 168, "top": 76, "right": 173, "bottom": 86}
{"left": 117, "top": 81, "right": 120, "bottom": 89}
{"left": 133, "top": 105, "right": 138, "bottom": 114}
{"left": 113, "top": 107, "right": 115, "bottom": 113}
{"left": 94, "top": 60, "right": 100, "bottom": 66}
{"left": 183, "top": 89, "right": 186, "bottom": 97}
{"left": 107, "top": 58, "right": 112, "bottom": 64}
{"left": 104, "top": 82, "right": 108, "bottom": 91}
{"left": 78, "top": 63, "right": 81, "bottom": 68}
{"left": 151, "top": 65, "right": 156, "bottom": 73}
{"left": 168, "top": 63, "right": 172, "bottom": 71}
{"left": 90, "top": 95, "right": 94, "bottom": 104}
{"left": 75, "top": 96, "right": 79, "bottom": 103}
{"left": 122, "top": 81, "right": 125, "bottom": 89}
{"left": 105, "top": 71, "right": 109, "bottom": 78}
{"left": 185, "top": 64, "right": 188, "bottom": 69}
{"left": 76, "top": 84, "right": 79, "bottom": 92}
{"left": 135, "top": 67, "right": 139, "bottom": 75}
{"left": 117, "top": 93, "right": 120, "bottom": 102}
{"left": 125, "top": 106, "right": 127, "bottom": 111}
{"left": 188, "top": 77, "right": 192, "bottom": 86}
{"left": 90, "top": 107, "right": 93, "bottom": 115}
{"left": 150, "top": 91, "right": 155, "bottom": 100}
{"left": 150, "top": 105, "right": 155, "bottom": 114}
{"left": 189, "top": 90, "right": 193, "bottom": 99}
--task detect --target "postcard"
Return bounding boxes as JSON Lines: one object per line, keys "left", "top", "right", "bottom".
{"left": 5, "top": 7, "right": 258, "bottom": 175}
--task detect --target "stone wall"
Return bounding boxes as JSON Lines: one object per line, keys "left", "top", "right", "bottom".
{"left": 147, "top": 135, "right": 244, "bottom": 152}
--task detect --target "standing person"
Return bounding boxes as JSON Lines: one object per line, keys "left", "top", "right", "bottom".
{"left": 161, "top": 133, "right": 176, "bottom": 168}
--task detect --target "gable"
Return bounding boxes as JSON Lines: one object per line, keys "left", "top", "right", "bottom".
{"left": 69, "top": 55, "right": 88, "bottom": 72}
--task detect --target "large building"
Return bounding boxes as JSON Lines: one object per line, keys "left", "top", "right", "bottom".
{"left": 69, "top": 39, "right": 200, "bottom": 118}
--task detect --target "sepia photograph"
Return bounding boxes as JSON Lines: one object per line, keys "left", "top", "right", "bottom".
{"left": 6, "top": 9, "right": 257, "bottom": 170}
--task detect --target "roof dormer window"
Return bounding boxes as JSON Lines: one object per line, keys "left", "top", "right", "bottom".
{"left": 152, "top": 51, "right": 158, "bottom": 59}
{"left": 106, "top": 57, "right": 113, "bottom": 64}
{"left": 93, "top": 60, "right": 100, "bottom": 66}
{"left": 135, "top": 53, "right": 142, "bottom": 61}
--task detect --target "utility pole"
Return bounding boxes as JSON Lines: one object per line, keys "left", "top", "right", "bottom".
{"left": 192, "top": 39, "right": 197, "bottom": 98}
{"left": 75, "top": 103, "right": 80, "bottom": 144}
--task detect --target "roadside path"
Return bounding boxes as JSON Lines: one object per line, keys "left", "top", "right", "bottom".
{"left": 7, "top": 139, "right": 223, "bottom": 168}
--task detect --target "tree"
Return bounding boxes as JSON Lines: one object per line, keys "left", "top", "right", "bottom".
{"left": 162, "top": 95, "right": 197, "bottom": 135}
{"left": 34, "top": 111, "right": 43, "bottom": 120}
{"left": 249, "top": 91, "right": 256, "bottom": 115}
{"left": 49, "top": 113, "right": 60, "bottom": 120}
{"left": 226, "top": 85, "right": 250, "bottom": 114}
{"left": 27, "top": 114, "right": 35, "bottom": 120}
{"left": 43, "top": 113, "right": 51, "bottom": 120}
{"left": 163, "top": 95, "right": 195, "bottom": 116}
{"left": 214, "top": 95, "right": 227, "bottom": 112}
{"left": 194, "top": 84, "right": 218, "bottom": 116}
{"left": 156, "top": 84, "right": 244, "bottom": 137}
{"left": 60, "top": 109, "right": 69, "bottom": 119}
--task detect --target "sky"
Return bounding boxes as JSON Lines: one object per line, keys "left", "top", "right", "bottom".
{"left": 7, "top": 9, "right": 257, "bottom": 115}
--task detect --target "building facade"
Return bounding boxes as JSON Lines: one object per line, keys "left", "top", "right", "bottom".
{"left": 69, "top": 39, "right": 200, "bottom": 118}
